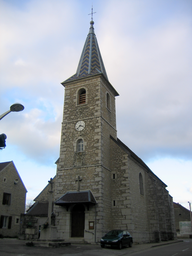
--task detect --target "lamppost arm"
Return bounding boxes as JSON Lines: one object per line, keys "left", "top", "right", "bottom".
{"left": 0, "top": 103, "right": 24, "bottom": 120}
{"left": 0, "top": 110, "right": 11, "bottom": 120}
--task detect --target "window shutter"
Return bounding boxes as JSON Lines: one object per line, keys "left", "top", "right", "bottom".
{"left": 8, "top": 216, "right": 12, "bottom": 229}
{"left": 0, "top": 216, "right": 3, "bottom": 229}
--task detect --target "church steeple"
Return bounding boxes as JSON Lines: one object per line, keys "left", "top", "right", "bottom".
{"left": 62, "top": 20, "right": 108, "bottom": 84}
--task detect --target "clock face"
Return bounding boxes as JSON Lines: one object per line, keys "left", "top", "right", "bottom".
{"left": 75, "top": 121, "right": 85, "bottom": 131}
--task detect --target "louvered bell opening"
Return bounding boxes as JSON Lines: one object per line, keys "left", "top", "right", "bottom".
{"left": 79, "top": 89, "right": 86, "bottom": 104}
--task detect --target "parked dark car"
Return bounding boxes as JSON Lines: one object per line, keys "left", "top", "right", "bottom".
{"left": 100, "top": 230, "right": 133, "bottom": 249}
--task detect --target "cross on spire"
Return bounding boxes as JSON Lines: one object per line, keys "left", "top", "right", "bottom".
{"left": 88, "top": 6, "right": 96, "bottom": 21}
{"left": 76, "top": 176, "right": 82, "bottom": 191}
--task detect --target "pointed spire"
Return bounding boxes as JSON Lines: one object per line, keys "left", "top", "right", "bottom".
{"left": 62, "top": 18, "right": 108, "bottom": 84}
{"left": 76, "top": 20, "right": 108, "bottom": 80}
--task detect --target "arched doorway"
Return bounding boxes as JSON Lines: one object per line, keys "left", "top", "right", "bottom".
{"left": 71, "top": 204, "right": 85, "bottom": 237}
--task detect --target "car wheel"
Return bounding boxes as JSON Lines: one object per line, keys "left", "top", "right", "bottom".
{"left": 129, "top": 241, "right": 133, "bottom": 247}
{"left": 101, "top": 244, "right": 105, "bottom": 248}
{"left": 118, "top": 242, "right": 122, "bottom": 250}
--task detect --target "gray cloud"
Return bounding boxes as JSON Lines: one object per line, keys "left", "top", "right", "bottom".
{"left": 0, "top": 0, "right": 192, "bottom": 166}
{"left": 100, "top": 8, "right": 192, "bottom": 162}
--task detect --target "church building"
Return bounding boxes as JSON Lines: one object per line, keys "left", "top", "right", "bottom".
{"left": 37, "top": 19, "right": 175, "bottom": 244}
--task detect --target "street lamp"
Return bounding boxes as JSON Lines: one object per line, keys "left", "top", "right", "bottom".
{"left": 0, "top": 103, "right": 24, "bottom": 149}
{"left": 0, "top": 103, "right": 24, "bottom": 120}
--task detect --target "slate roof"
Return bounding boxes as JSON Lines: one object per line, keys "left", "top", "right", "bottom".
{"left": 62, "top": 21, "right": 111, "bottom": 86}
{"left": 173, "top": 202, "right": 190, "bottom": 212}
{"left": 0, "top": 161, "right": 12, "bottom": 172}
{"left": 33, "top": 176, "right": 56, "bottom": 201}
{"left": 26, "top": 202, "right": 48, "bottom": 217}
{"left": 55, "top": 190, "right": 96, "bottom": 206}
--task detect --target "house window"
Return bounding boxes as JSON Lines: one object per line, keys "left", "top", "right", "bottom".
{"left": 106, "top": 93, "right": 110, "bottom": 109}
{"left": 2, "top": 193, "right": 11, "bottom": 205}
{"left": 78, "top": 88, "right": 86, "bottom": 105}
{"left": 113, "top": 200, "right": 116, "bottom": 207}
{"left": 8, "top": 216, "right": 12, "bottom": 229}
{"left": 15, "top": 217, "right": 20, "bottom": 225}
{"left": 139, "top": 173, "right": 144, "bottom": 195}
{"left": 0, "top": 216, "right": 11, "bottom": 229}
{"left": 77, "top": 139, "right": 84, "bottom": 152}
{"left": 112, "top": 173, "right": 116, "bottom": 179}
{"left": 2, "top": 216, "right": 8, "bottom": 228}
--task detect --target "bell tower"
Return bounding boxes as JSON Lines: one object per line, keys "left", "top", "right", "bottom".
{"left": 54, "top": 19, "right": 119, "bottom": 243}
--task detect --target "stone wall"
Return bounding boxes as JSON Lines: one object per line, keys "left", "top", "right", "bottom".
{"left": 146, "top": 172, "right": 176, "bottom": 242}
{"left": 54, "top": 75, "right": 119, "bottom": 243}
{"left": 109, "top": 138, "right": 150, "bottom": 243}
{"left": 0, "top": 162, "right": 26, "bottom": 237}
{"left": 174, "top": 203, "right": 190, "bottom": 233}
{"left": 53, "top": 73, "right": 176, "bottom": 244}
{"left": 109, "top": 137, "right": 176, "bottom": 243}
{"left": 127, "top": 157, "right": 150, "bottom": 243}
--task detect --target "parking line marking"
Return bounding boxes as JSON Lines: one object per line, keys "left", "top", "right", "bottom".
{"left": 182, "top": 248, "right": 189, "bottom": 251}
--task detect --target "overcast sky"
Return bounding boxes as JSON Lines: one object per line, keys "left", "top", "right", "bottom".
{"left": 0, "top": 0, "right": 191, "bottom": 210}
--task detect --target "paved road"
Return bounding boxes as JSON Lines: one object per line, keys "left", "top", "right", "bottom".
{"left": 130, "top": 240, "right": 192, "bottom": 256}
{"left": 0, "top": 238, "right": 191, "bottom": 256}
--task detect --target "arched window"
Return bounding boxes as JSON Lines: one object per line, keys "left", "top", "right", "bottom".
{"left": 139, "top": 173, "right": 144, "bottom": 195}
{"left": 77, "top": 139, "right": 83, "bottom": 152}
{"left": 78, "top": 88, "right": 86, "bottom": 105}
{"left": 106, "top": 93, "right": 110, "bottom": 109}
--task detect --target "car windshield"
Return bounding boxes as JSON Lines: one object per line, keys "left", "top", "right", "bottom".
{"left": 106, "top": 230, "right": 122, "bottom": 236}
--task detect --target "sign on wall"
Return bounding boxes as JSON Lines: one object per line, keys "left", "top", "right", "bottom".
{"left": 179, "top": 221, "right": 192, "bottom": 234}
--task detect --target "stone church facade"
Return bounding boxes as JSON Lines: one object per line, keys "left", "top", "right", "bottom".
{"left": 38, "top": 20, "right": 175, "bottom": 243}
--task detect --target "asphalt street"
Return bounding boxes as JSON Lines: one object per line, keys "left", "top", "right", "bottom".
{"left": 0, "top": 238, "right": 191, "bottom": 256}
{"left": 130, "top": 239, "right": 192, "bottom": 256}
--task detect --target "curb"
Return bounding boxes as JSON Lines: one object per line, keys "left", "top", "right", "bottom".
{"left": 151, "top": 239, "right": 183, "bottom": 248}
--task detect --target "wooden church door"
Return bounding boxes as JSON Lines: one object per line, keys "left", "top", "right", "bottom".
{"left": 71, "top": 204, "right": 85, "bottom": 237}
